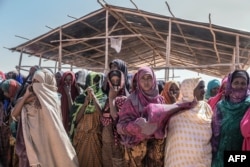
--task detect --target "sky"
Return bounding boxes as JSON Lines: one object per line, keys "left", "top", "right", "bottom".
{"left": 1, "top": 0, "right": 250, "bottom": 84}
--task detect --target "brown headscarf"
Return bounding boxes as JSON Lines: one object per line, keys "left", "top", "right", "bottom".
{"left": 161, "top": 81, "right": 180, "bottom": 104}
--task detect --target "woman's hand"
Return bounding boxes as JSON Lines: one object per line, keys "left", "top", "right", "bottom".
{"left": 64, "top": 84, "right": 71, "bottom": 96}
{"left": 24, "top": 85, "right": 36, "bottom": 103}
{"left": 177, "top": 98, "right": 198, "bottom": 109}
{"left": 109, "top": 87, "right": 119, "bottom": 100}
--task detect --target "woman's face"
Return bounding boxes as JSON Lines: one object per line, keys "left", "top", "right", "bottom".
{"left": 169, "top": 83, "right": 180, "bottom": 99}
{"left": 110, "top": 75, "right": 120, "bottom": 86}
{"left": 64, "top": 75, "right": 72, "bottom": 86}
{"left": 193, "top": 80, "right": 205, "bottom": 101}
{"left": 139, "top": 74, "right": 153, "bottom": 92}
{"left": 231, "top": 77, "right": 247, "bottom": 90}
{"left": 210, "top": 86, "right": 220, "bottom": 97}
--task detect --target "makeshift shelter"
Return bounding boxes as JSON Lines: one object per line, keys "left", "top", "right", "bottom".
{"left": 10, "top": 5, "right": 250, "bottom": 79}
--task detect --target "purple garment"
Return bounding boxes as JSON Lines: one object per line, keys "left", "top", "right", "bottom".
{"left": 116, "top": 67, "right": 165, "bottom": 147}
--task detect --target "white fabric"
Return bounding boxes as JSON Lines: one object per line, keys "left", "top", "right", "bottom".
{"left": 21, "top": 69, "right": 79, "bottom": 167}
{"left": 110, "top": 37, "right": 122, "bottom": 53}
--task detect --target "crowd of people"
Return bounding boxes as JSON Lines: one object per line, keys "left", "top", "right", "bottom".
{"left": 0, "top": 59, "right": 250, "bottom": 167}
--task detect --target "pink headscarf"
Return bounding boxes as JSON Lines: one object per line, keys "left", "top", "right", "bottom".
{"left": 208, "top": 76, "right": 228, "bottom": 111}
{"left": 117, "top": 67, "right": 164, "bottom": 147}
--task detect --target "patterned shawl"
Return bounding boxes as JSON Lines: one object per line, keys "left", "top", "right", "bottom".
{"left": 117, "top": 67, "right": 164, "bottom": 147}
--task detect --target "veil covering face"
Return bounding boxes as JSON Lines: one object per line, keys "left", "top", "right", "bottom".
{"left": 19, "top": 69, "right": 79, "bottom": 167}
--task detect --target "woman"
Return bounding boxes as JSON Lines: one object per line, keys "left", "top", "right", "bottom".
{"left": 164, "top": 77, "right": 213, "bottom": 167}
{"left": 101, "top": 70, "right": 127, "bottom": 167}
{"left": 205, "top": 79, "right": 221, "bottom": 100}
{"left": 102, "top": 59, "right": 130, "bottom": 95}
{"left": 212, "top": 70, "right": 250, "bottom": 166}
{"left": 161, "top": 80, "right": 180, "bottom": 104}
{"left": 208, "top": 76, "right": 228, "bottom": 111}
{"left": 1, "top": 79, "right": 22, "bottom": 167}
{"left": 11, "top": 69, "right": 79, "bottom": 167}
{"left": 73, "top": 71, "right": 106, "bottom": 167}
{"left": 117, "top": 67, "right": 196, "bottom": 167}
{"left": 58, "top": 71, "right": 79, "bottom": 132}
{"left": 144, "top": 80, "right": 181, "bottom": 167}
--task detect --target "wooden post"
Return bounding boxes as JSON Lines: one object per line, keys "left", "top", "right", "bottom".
{"left": 231, "top": 48, "right": 236, "bottom": 71}
{"left": 236, "top": 35, "right": 240, "bottom": 69}
{"left": 165, "top": 19, "right": 172, "bottom": 81}
{"left": 58, "top": 27, "right": 62, "bottom": 71}
{"left": 104, "top": 9, "right": 109, "bottom": 74}
{"left": 17, "top": 48, "right": 23, "bottom": 73}
{"left": 39, "top": 54, "right": 42, "bottom": 67}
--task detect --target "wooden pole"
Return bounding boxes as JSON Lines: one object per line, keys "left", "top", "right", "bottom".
{"left": 165, "top": 19, "right": 172, "bottom": 81}
{"left": 58, "top": 27, "right": 62, "bottom": 71}
{"left": 39, "top": 54, "right": 42, "bottom": 67}
{"left": 17, "top": 48, "right": 24, "bottom": 73}
{"left": 50, "top": 34, "right": 141, "bottom": 43}
{"left": 236, "top": 35, "right": 240, "bottom": 69}
{"left": 104, "top": 9, "right": 109, "bottom": 74}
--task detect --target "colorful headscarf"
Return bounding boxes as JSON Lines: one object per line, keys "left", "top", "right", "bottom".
{"left": 1, "top": 79, "right": 21, "bottom": 100}
{"left": 161, "top": 81, "right": 179, "bottom": 104}
{"left": 84, "top": 72, "right": 106, "bottom": 114}
{"left": 205, "top": 79, "right": 221, "bottom": 100}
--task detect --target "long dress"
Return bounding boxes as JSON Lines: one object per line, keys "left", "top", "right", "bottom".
{"left": 73, "top": 110, "right": 102, "bottom": 167}
{"left": 164, "top": 101, "right": 212, "bottom": 167}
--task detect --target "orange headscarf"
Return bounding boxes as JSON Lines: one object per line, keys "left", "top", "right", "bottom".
{"left": 161, "top": 81, "right": 180, "bottom": 104}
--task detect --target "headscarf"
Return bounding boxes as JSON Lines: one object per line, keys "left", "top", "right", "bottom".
{"left": 19, "top": 69, "right": 79, "bottom": 167}
{"left": 84, "top": 72, "right": 106, "bottom": 114}
{"left": 1, "top": 79, "right": 21, "bottom": 100}
{"left": 108, "top": 59, "right": 130, "bottom": 92}
{"left": 212, "top": 70, "right": 250, "bottom": 166}
{"left": 179, "top": 77, "right": 202, "bottom": 102}
{"left": 117, "top": 67, "right": 164, "bottom": 147}
{"left": 208, "top": 76, "right": 228, "bottom": 111}
{"left": 205, "top": 79, "right": 221, "bottom": 100}
{"left": 224, "top": 70, "right": 250, "bottom": 103}
{"left": 178, "top": 77, "right": 212, "bottom": 121}
{"left": 75, "top": 69, "right": 89, "bottom": 88}
{"left": 161, "top": 80, "right": 179, "bottom": 104}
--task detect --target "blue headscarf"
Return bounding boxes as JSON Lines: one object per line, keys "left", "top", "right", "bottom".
{"left": 205, "top": 79, "right": 220, "bottom": 100}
